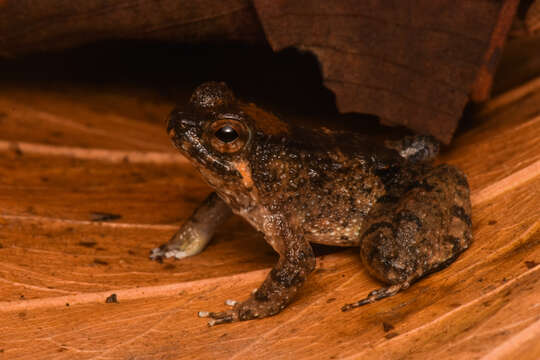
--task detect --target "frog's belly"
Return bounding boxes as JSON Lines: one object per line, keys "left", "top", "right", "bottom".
{"left": 305, "top": 230, "right": 362, "bottom": 247}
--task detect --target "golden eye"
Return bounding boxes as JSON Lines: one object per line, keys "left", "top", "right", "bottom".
{"left": 206, "top": 119, "right": 249, "bottom": 153}
{"left": 215, "top": 125, "right": 239, "bottom": 143}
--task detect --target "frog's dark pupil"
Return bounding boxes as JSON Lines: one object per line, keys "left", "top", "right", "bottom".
{"left": 215, "top": 125, "right": 238, "bottom": 143}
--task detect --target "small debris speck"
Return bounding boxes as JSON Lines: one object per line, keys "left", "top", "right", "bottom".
{"left": 382, "top": 322, "right": 395, "bottom": 332}
{"left": 78, "top": 241, "right": 97, "bottom": 248}
{"left": 93, "top": 258, "right": 108, "bottom": 266}
{"left": 525, "top": 260, "right": 538, "bottom": 269}
{"left": 326, "top": 297, "right": 336, "bottom": 303}
{"left": 90, "top": 212, "right": 122, "bottom": 222}
{"left": 385, "top": 332, "right": 399, "bottom": 339}
{"left": 10, "top": 143, "right": 23, "bottom": 156}
{"left": 105, "top": 294, "right": 118, "bottom": 303}
{"left": 488, "top": 220, "right": 497, "bottom": 225}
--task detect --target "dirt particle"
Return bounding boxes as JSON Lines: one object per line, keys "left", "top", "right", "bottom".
{"left": 66, "top": 303, "right": 70, "bottom": 307}
{"left": 105, "top": 293, "right": 119, "bottom": 303}
{"left": 524, "top": 260, "right": 538, "bottom": 269}
{"left": 10, "top": 143, "right": 23, "bottom": 156}
{"left": 18, "top": 312, "right": 26, "bottom": 318}
{"left": 93, "top": 258, "right": 108, "bottom": 266}
{"left": 164, "top": 263, "right": 176, "bottom": 270}
{"left": 385, "top": 332, "right": 399, "bottom": 339}
{"left": 78, "top": 241, "right": 97, "bottom": 248}
{"left": 382, "top": 322, "right": 395, "bottom": 332}
{"left": 90, "top": 212, "right": 122, "bottom": 222}
{"left": 488, "top": 220, "right": 497, "bottom": 225}
{"left": 326, "top": 297, "right": 336, "bottom": 303}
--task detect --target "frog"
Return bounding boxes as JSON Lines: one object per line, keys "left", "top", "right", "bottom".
{"left": 150, "top": 82, "right": 472, "bottom": 326}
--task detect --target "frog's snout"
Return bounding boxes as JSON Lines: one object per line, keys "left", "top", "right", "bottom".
{"left": 167, "top": 110, "right": 197, "bottom": 136}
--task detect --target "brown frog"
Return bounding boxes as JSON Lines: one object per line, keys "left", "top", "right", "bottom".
{"left": 150, "top": 82, "right": 472, "bottom": 326}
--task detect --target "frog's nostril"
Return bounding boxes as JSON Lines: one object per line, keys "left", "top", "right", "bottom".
{"left": 180, "top": 117, "right": 197, "bottom": 127}
{"left": 167, "top": 112, "right": 197, "bottom": 133}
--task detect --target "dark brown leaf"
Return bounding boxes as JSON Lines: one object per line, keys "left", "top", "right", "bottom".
{"left": 253, "top": 0, "right": 519, "bottom": 143}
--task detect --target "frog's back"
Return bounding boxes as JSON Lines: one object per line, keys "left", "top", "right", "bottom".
{"left": 248, "top": 126, "right": 409, "bottom": 246}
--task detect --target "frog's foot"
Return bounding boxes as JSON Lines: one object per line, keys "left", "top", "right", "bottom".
{"left": 149, "top": 243, "right": 192, "bottom": 262}
{"left": 198, "top": 310, "right": 235, "bottom": 326}
{"left": 197, "top": 299, "right": 239, "bottom": 327}
{"left": 149, "top": 226, "right": 210, "bottom": 262}
{"left": 341, "top": 282, "right": 409, "bottom": 312}
{"left": 149, "top": 192, "right": 232, "bottom": 262}
{"left": 198, "top": 297, "right": 283, "bottom": 326}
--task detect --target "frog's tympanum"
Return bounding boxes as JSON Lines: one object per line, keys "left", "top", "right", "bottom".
{"left": 150, "top": 82, "right": 472, "bottom": 326}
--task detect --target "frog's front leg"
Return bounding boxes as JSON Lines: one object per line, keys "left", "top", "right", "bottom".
{"left": 200, "top": 216, "right": 316, "bottom": 326}
{"left": 150, "top": 192, "right": 232, "bottom": 261}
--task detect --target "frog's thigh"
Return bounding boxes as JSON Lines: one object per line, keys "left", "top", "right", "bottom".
{"left": 360, "top": 164, "right": 472, "bottom": 285}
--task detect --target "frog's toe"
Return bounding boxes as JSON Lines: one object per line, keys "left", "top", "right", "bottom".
{"left": 341, "top": 282, "right": 408, "bottom": 312}
{"left": 149, "top": 244, "right": 191, "bottom": 261}
{"left": 149, "top": 244, "right": 168, "bottom": 261}
{"left": 198, "top": 310, "right": 235, "bottom": 326}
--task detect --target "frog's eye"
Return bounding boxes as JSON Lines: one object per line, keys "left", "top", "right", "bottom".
{"left": 215, "top": 125, "right": 239, "bottom": 143}
{"left": 206, "top": 119, "right": 249, "bottom": 153}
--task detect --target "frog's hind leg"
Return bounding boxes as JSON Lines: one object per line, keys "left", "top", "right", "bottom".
{"left": 343, "top": 164, "right": 472, "bottom": 311}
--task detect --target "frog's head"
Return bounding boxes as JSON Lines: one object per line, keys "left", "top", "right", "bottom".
{"left": 167, "top": 82, "right": 289, "bottom": 193}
